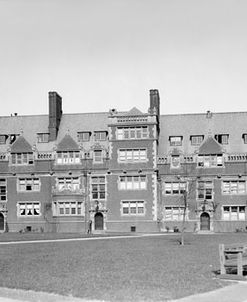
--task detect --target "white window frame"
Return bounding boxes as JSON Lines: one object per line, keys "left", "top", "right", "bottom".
{"left": 56, "top": 151, "right": 80, "bottom": 164}
{"left": 116, "top": 126, "right": 148, "bottom": 140}
{"left": 197, "top": 180, "right": 214, "bottom": 201}
{"left": 94, "top": 131, "right": 107, "bottom": 141}
{"left": 163, "top": 182, "right": 187, "bottom": 195}
{"left": 17, "top": 202, "right": 41, "bottom": 217}
{"left": 119, "top": 175, "right": 147, "bottom": 190}
{"left": 197, "top": 154, "right": 223, "bottom": 168}
{"left": 18, "top": 178, "right": 40, "bottom": 192}
{"left": 37, "top": 133, "right": 49, "bottom": 143}
{"left": 93, "top": 150, "right": 103, "bottom": 163}
{"left": 169, "top": 136, "right": 183, "bottom": 146}
{"left": 222, "top": 206, "right": 246, "bottom": 221}
{"left": 121, "top": 200, "right": 145, "bottom": 216}
{"left": 11, "top": 153, "right": 34, "bottom": 165}
{"left": 222, "top": 180, "right": 246, "bottom": 195}
{"left": 77, "top": 132, "right": 91, "bottom": 142}
{"left": 0, "top": 178, "right": 7, "bottom": 201}
{"left": 57, "top": 177, "right": 80, "bottom": 192}
{"left": 190, "top": 135, "right": 204, "bottom": 146}
{"left": 53, "top": 201, "right": 83, "bottom": 216}
{"left": 118, "top": 149, "right": 147, "bottom": 163}
{"left": 164, "top": 206, "right": 187, "bottom": 221}
{"left": 91, "top": 176, "right": 106, "bottom": 200}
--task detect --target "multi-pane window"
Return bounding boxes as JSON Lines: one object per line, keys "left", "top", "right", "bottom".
{"left": 93, "top": 150, "right": 103, "bottom": 163}
{"left": 222, "top": 206, "right": 246, "bottom": 221}
{"left": 169, "top": 136, "right": 183, "bottom": 146}
{"left": 197, "top": 181, "right": 213, "bottom": 200}
{"left": 197, "top": 155, "right": 223, "bottom": 167}
{"left": 18, "top": 202, "right": 40, "bottom": 216}
{"left": 57, "top": 177, "right": 80, "bottom": 191}
{"left": 0, "top": 135, "right": 7, "bottom": 144}
{"left": 116, "top": 127, "right": 148, "bottom": 140}
{"left": 18, "top": 178, "right": 40, "bottom": 192}
{"left": 11, "top": 153, "right": 34, "bottom": 165}
{"left": 215, "top": 134, "right": 229, "bottom": 145}
{"left": 119, "top": 175, "right": 147, "bottom": 190}
{"left": 163, "top": 182, "right": 186, "bottom": 195}
{"left": 37, "top": 133, "right": 49, "bottom": 143}
{"left": 164, "top": 207, "right": 187, "bottom": 221}
{"left": 77, "top": 132, "right": 91, "bottom": 142}
{"left": 56, "top": 151, "right": 80, "bottom": 164}
{"left": 222, "top": 180, "right": 246, "bottom": 195}
{"left": 53, "top": 201, "right": 83, "bottom": 216}
{"left": 118, "top": 149, "right": 147, "bottom": 162}
{"left": 121, "top": 201, "right": 145, "bottom": 215}
{"left": 94, "top": 131, "right": 107, "bottom": 141}
{"left": 0, "top": 179, "right": 7, "bottom": 201}
{"left": 190, "top": 135, "right": 204, "bottom": 146}
{"left": 91, "top": 176, "right": 106, "bottom": 200}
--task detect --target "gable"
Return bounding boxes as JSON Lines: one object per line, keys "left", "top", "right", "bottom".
{"left": 125, "top": 107, "right": 143, "bottom": 116}
{"left": 57, "top": 134, "right": 79, "bottom": 151}
{"left": 10, "top": 136, "right": 33, "bottom": 153}
{"left": 198, "top": 136, "right": 223, "bottom": 155}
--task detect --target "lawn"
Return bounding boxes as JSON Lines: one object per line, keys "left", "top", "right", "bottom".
{"left": 0, "top": 233, "right": 246, "bottom": 301}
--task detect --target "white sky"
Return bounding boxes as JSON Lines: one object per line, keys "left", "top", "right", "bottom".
{"left": 0, "top": 0, "right": 247, "bottom": 116}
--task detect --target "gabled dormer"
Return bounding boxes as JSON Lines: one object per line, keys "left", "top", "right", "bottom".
{"left": 56, "top": 134, "right": 80, "bottom": 164}
{"left": 10, "top": 136, "right": 34, "bottom": 165}
{"left": 197, "top": 136, "right": 224, "bottom": 168}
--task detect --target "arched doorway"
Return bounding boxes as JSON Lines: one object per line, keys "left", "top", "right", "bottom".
{"left": 200, "top": 212, "right": 210, "bottom": 231}
{"left": 0, "top": 213, "right": 4, "bottom": 231}
{"left": 94, "top": 212, "right": 104, "bottom": 230}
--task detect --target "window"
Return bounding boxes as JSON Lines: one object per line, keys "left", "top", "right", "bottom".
{"left": 18, "top": 178, "right": 40, "bottom": 192}
{"left": 37, "top": 133, "right": 49, "bottom": 143}
{"left": 190, "top": 135, "right": 204, "bottom": 146}
{"left": 164, "top": 207, "right": 187, "bottom": 221}
{"left": 118, "top": 149, "right": 147, "bottom": 162}
{"left": 197, "top": 154, "right": 223, "bottom": 167}
{"left": 91, "top": 176, "right": 106, "bottom": 200}
{"left": 116, "top": 127, "right": 148, "bottom": 140}
{"left": 93, "top": 150, "right": 103, "bottom": 163}
{"left": 169, "top": 136, "right": 183, "bottom": 146}
{"left": 0, "top": 135, "right": 7, "bottom": 144}
{"left": 197, "top": 181, "right": 213, "bottom": 200}
{"left": 215, "top": 134, "right": 229, "bottom": 145}
{"left": 243, "top": 134, "right": 247, "bottom": 144}
{"left": 77, "top": 132, "right": 91, "bottom": 142}
{"left": 53, "top": 201, "right": 83, "bottom": 216}
{"left": 119, "top": 175, "right": 147, "bottom": 190}
{"left": 163, "top": 182, "right": 186, "bottom": 195}
{"left": 94, "top": 131, "right": 107, "bottom": 141}
{"left": 121, "top": 201, "right": 145, "bottom": 215}
{"left": 222, "top": 180, "right": 246, "bottom": 195}
{"left": 222, "top": 206, "right": 245, "bottom": 221}
{"left": 0, "top": 179, "right": 7, "bottom": 201}
{"left": 18, "top": 202, "right": 40, "bottom": 216}
{"left": 11, "top": 153, "right": 34, "bottom": 165}
{"left": 56, "top": 151, "right": 80, "bottom": 164}
{"left": 57, "top": 177, "right": 80, "bottom": 191}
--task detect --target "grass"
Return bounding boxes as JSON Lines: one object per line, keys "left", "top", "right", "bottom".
{"left": 0, "top": 233, "right": 246, "bottom": 301}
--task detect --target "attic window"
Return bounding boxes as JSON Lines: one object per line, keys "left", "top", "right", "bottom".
{"left": 215, "top": 134, "right": 229, "bottom": 145}
{"left": 94, "top": 131, "right": 107, "bottom": 141}
{"left": 0, "top": 135, "right": 7, "bottom": 144}
{"left": 190, "top": 135, "right": 204, "bottom": 146}
{"left": 37, "top": 133, "right": 49, "bottom": 143}
{"left": 10, "top": 134, "right": 19, "bottom": 144}
{"left": 169, "top": 136, "right": 183, "bottom": 146}
{"left": 77, "top": 132, "right": 91, "bottom": 142}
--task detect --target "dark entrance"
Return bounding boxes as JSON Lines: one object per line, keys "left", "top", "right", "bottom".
{"left": 0, "top": 213, "right": 4, "bottom": 231}
{"left": 94, "top": 212, "right": 104, "bottom": 230}
{"left": 200, "top": 212, "right": 210, "bottom": 230}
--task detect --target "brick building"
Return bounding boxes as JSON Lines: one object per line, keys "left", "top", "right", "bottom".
{"left": 0, "top": 90, "right": 247, "bottom": 233}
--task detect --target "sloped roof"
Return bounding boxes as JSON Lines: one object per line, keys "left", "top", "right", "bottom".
{"left": 57, "top": 134, "right": 79, "bottom": 151}
{"left": 198, "top": 136, "right": 223, "bottom": 155}
{"left": 10, "top": 136, "right": 33, "bottom": 153}
{"left": 124, "top": 107, "right": 143, "bottom": 116}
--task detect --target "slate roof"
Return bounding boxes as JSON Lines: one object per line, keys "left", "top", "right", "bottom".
{"left": 198, "top": 136, "right": 223, "bottom": 155}
{"left": 10, "top": 135, "right": 33, "bottom": 153}
{"left": 57, "top": 134, "right": 79, "bottom": 151}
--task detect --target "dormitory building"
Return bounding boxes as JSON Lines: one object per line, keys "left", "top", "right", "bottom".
{"left": 0, "top": 90, "right": 247, "bottom": 233}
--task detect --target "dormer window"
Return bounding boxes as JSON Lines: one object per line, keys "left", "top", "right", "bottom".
{"left": 190, "top": 135, "right": 204, "bottom": 146}
{"left": 94, "top": 131, "right": 107, "bottom": 141}
{"left": 215, "top": 134, "right": 229, "bottom": 145}
{"left": 37, "top": 133, "right": 49, "bottom": 143}
{"left": 169, "top": 136, "right": 183, "bottom": 146}
{"left": 77, "top": 132, "right": 91, "bottom": 142}
{"left": 0, "top": 135, "right": 7, "bottom": 145}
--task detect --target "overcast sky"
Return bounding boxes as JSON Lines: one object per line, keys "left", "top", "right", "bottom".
{"left": 0, "top": 0, "right": 247, "bottom": 116}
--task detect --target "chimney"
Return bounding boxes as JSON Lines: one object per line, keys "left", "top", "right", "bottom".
{"left": 48, "top": 91, "right": 62, "bottom": 141}
{"left": 149, "top": 89, "right": 160, "bottom": 117}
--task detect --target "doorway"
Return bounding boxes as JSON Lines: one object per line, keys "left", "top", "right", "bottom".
{"left": 94, "top": 212, "right": 104, "bottom": 230}
{"left": 200, "top": 212, "right": 210, "bottom": 230}
{"left": 0, "top": 213, "right": 4, "bottom": 231}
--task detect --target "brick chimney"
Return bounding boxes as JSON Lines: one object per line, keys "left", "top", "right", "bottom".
{"left": 48, "top": 92, "right": 62, "bottom": 141}
{"left": 149, "top": 89, "right": 160, "bottom": 133}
